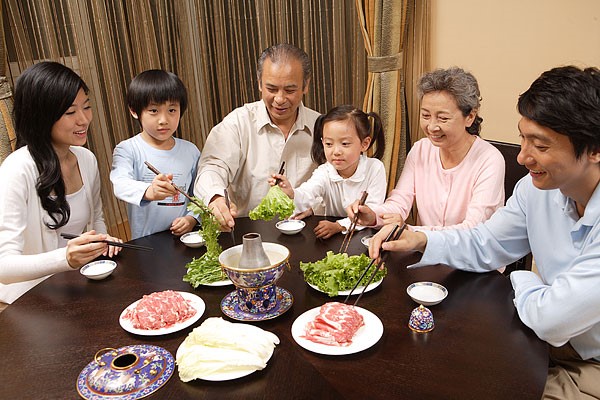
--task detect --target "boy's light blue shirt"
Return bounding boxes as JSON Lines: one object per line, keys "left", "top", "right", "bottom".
{"left": 411, "top": 174, "right": 600, "bottom": 361}
{"left": 110, "top": 134, "right": 200, "bottom": 239}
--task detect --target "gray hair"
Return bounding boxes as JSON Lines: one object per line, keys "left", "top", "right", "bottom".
{"left": 256, "top": 43, "right": 312, "bottom": 89}
{"left": 417, "top": 67, "right": 483, "bottom": 135}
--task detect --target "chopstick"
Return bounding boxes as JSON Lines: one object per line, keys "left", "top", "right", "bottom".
{"left": 60, "top": 233, "right": 153, "bottom": 251}
{"left": 274, "top": 161, "right": 286, "bottom": 186}
{"left": 344, "top": 223, "right": 406, "bottom": 306}
{"left": 224, "top": 189, "right": 235, "bottom": 245}
{"left": 339, "top": 191, "right": 368, "bottom": 254}
{"left": 144, "top": 161, "right": 205, "bottom": 210}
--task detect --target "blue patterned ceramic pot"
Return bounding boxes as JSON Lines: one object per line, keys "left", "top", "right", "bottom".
{"left": 77, "top": 345, "right": 174, "bottom": 399}
{"left": 219, "top": 242, "right": 290, "bottom": 314}
{"left": 408, "top": 305, "right": 435, "bottom": 333}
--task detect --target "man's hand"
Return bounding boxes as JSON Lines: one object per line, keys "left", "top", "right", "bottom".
{"left": 209, "top": 195, "right": 238, "bottom": 231}
{"left": 368, "top": 224, "right": 428, "bottom": 260}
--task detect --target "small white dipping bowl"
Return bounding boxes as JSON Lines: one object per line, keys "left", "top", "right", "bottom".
{"left": 275, "top": 220, "right": 306, "bottom": 235}
{"left": 80, "top": 260, "right": 117, "bottom": 280}
{"left": 407, "top": 282, "right": 448, "bottom": 306}
{"left": 180, "top": 232, "right": 205, "bottom": 248}
{"left": 361, "top": 235, "right": 373, "bottom": 248}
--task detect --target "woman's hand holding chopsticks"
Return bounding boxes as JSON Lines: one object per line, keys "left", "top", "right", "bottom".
{"left": 64, "top": 230, "right": 122, "bottom": 269}
{"left": 368, "top": 223, "right": 428, "bottom": 260}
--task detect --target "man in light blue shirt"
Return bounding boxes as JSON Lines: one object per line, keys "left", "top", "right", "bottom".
{"left": 369, "top": 66, "right": 600, "bottom": 399}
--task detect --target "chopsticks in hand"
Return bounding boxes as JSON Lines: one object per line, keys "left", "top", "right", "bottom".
{"left": 60, "top": 233, "right": 153, "bottom": 251}
{"left": 339, "top": 191, "right": 369, "bottom": 254}
{"left": 144, "top": 161, "right": 204, "bottom": 210}
{"left": 274, "top": 161, "right": 286, "bottom": 186}
{"left": 344, "top": 223, "right": 406, "bottom": 306}
{"left": 224, "top": 189, "right": 235, "bottom": 245}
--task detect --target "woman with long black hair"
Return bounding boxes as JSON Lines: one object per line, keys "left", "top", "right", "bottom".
{"left": 0, "top": 61, "right": 122, "bottom": 306}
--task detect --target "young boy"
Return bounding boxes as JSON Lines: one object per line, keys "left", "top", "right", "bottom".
{"left": 110, "top": 70, "right": 200, "bottom": 239}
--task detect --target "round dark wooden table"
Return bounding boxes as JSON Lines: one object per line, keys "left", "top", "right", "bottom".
{"left": 0, "top": 217, "right": 548, "bottom": 399}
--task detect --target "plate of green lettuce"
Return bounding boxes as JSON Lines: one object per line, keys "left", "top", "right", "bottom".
{"left": 299, "top": 251, "right": 386, "bottom": 297}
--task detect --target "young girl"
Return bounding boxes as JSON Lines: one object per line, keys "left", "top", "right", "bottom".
{"left": 110, "top": 70, "right": 200, "bottom": 239}
{"left": 0, "top": 62, "right": 122, "bottom": 305}
{"left": 272, "top": 105, "right": 387, "bottom": 239}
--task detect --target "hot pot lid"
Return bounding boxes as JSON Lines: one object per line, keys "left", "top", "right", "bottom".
{"left": 77, "top": 344, "right": 174, "bottom": 399}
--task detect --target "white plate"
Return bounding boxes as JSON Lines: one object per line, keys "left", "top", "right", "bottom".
{"left": 194, "top": 357, "right": 273, "bottom": 381}
{"left": 200, "top": 278, "right": 233, "bottom": 287}
{"left": 407, "top": 282, "right": 448, "bottom": 306}
{"left": 307, "top": 278, "right": 383, "bottom": 296}
{"left": 119, "top": 291, "right": 205, "bottom": 336}
{"left": 291, "top": 306, "right": 383, "bottom": 355}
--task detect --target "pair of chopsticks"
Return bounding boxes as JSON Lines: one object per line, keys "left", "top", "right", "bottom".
{"left": 339, "top": 191, "right": 368, "bottom": 253}
{"left": 224, "top": 189, "right": 235, "bottom": 245}
{"left": 144, "top": 161, "right": 205, "bottom": 210}
{"left": 145, "top": 161, "right": 236, "bottom": 245}
{"left": 60, "top": 233, "right": 153, "bottom": 251}
{"left": 344, "top": 223, "right": 406, "bottom": 306}
{"left": 273, "top": 161, "right": 286, "bottom": 186}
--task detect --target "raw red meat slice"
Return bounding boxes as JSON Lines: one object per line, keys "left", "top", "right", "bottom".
{"left": 303, "top": 302, "right": 364, "bottom": 346}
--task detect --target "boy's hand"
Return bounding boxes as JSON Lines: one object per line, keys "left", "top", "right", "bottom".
{"left": 314, "top": 220, "right": 344, "bottom": 239}
{"left": 144, "top": 173, "right": 177, "bottom": 201}
{"left": 171, "top": 216, "right": 197, "bottom": 236}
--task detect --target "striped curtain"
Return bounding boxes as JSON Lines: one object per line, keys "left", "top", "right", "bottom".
{"left": 3, "top": 0, "right": 428, "bottom": 238}
{"left": 356, "top": 0, "right": 430, "bottom": 192}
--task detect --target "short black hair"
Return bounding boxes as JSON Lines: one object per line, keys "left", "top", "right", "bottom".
{"left": 518, "top": 66, "right": 600, "bottom": 159}
{"left": 127, "top": 69, "right": 188, "bottom": 117}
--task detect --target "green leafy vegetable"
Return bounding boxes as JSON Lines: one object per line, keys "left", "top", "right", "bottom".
{"left": 183, "top": 198, "right": 225, "bottom": 287}
{"left": 299, "top": 251, "right": 386, "bottom": 297}
{"left": 249, "top": 185, "right": 294, "bottom": 221}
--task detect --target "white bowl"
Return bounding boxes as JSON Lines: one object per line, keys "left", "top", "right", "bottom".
{"left": 275, "top": 220, "right": 306, "bottom": 235}
{"left": 80, "top": 260, "right": 117, "bottom": 280}
{"left": 407, "top": 282, "right": 448, "bottom": 306}
{"left": 180, "top": 232, "right": 205, "bottom": 248}
{"left": 361, "top": 235, "right": 373, "bottom": 248}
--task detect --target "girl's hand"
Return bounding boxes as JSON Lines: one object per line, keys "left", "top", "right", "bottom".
{"left": 65, "top": 230, "right": 110, "bottom": 268}
{"left": 171, "top": 216, "right": 197, "bottom": 236}
{"left": 144, "top": 173, "right": 177, "bottom": 201}
{"left": 346, "top": 201, "right": 377, "bottom": 226}
{"left": 269, "top": 174, "right": 294, "bottom": 198}
{"left": 292, "top": 208, "right": 313, "bottom": 220}
{"left": 314, "top": 220, "right": 344, "bottom": 239}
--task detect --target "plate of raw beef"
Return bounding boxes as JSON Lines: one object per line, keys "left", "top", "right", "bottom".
{"left": 291, "top": 302, "right": 383, "bottom": 355}
{"left": 119, "top": 290, "right": 205, "bottom": 336}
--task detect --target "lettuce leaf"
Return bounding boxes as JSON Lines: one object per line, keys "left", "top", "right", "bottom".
{"left": 183, "top": 198, "right": 224, "bottom": 287}
{"left": 249, "top": 185, "right": 294, "bottom": 221}
{"left": 299, "top": 251, "right": 386, "bottom": 297}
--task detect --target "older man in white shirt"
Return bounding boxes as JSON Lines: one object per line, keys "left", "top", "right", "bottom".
{"left": 194, "top": 43, "right": 320, "bottom": 231}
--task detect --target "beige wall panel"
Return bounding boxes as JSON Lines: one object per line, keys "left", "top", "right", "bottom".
{"left": 430, "top": 0, "right": 600, "bottom": 143}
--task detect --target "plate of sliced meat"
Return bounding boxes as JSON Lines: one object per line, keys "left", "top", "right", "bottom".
{"left": 291, "top": 302, "right": 383, "bottom": 355}
{"left": 120, "top": 290, "right": 205, "bottom": 336}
